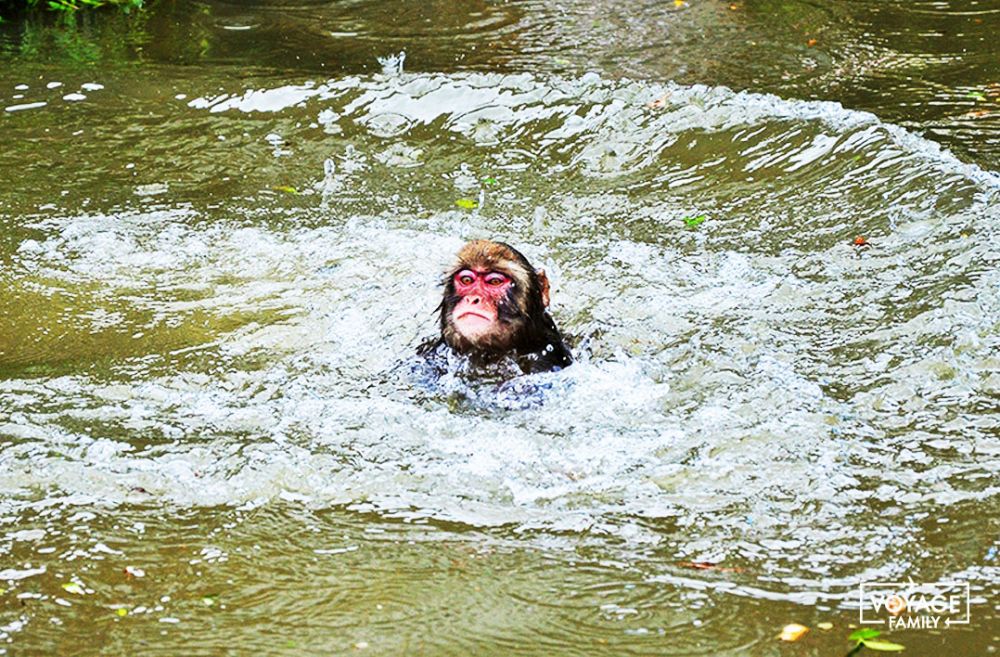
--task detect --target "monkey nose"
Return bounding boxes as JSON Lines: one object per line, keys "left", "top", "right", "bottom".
{"left": 468, "top": 295, "right": 481, "bottom": 305}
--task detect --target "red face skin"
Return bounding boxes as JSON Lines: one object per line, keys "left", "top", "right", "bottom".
{"left": 451, "top": 269, "right": 512, "bottom": 342}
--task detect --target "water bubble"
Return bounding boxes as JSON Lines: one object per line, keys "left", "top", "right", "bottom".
{"left": 377, "top": 51, "right": 406, "bottom": 76}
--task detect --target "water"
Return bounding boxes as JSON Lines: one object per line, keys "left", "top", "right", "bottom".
{"left": 1, "top": 1, "right": 998, "bottom": 655}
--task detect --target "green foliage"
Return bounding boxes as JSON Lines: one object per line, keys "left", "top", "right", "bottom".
{"left": 848, "top": 629, "right": 883, "bottom": 642}
{"left": 3, "top": 0, "right": 142, "bottom": 12}
{"left": 848, "top": 629, "right": 905, "bottom": 652}
{"left": 48, "top": 0, "right": 143, "bottom": 11}
{"left": 683, "top": 214, "right": 707, "bottom": 228}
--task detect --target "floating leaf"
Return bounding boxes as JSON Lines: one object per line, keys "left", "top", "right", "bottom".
{"left": 455, "top": 198, "right": 478, "bottom": 209}
{"left": 849, "top": 628, "right": 883, "bottom": 642}
{"left": 62, "top": 582, "right": 85, "bottom": 595}
{"left": 202, "top": 595, "right": 217, "bottom": 607}
{"left": 683, "top": 214, "right": 707, "bottom": 228}
{"left": 853, "top": 235, "right": 869, "bottom": 247}
{"left": 648, "top": 95, "right": 670, "bottom": 108}
{"left": 816, "top": 621, "right": 833, "bottom": 630}
{"left": 116, "top": 608, "right": 128, "bottom": 617}
{"left": 677, "top": 561, "right": 743, "bottom": 573}
{"left": 482, "top": 177, "right": 499, "bottom": 186}
{"left": 807, "top": 38, "right": 818, "bottom": 47}
{"left": 862, "top": 639, "right": 905, "bottom": 652}
{"left": 966, "top": 91, "right": 987, "bottom": 101}
{"left": 272, "top": 185, "right": 299, "bottom": 195}
{"left": 779, "top": 623, "right": 809, "bottom": 642}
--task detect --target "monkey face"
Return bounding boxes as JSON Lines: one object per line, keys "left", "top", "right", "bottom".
{"left": 447, "top": 268, "right": 522, "bottom": 350}
{"left": 436, "top": 240, "right": 569, "bottom": 372}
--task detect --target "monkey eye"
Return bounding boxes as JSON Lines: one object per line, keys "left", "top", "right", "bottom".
{"left": 485, "top": 273, "right": 508, "bottom": 287}
{"left": 455, "top": 270, "right": 476, "bottom": 286}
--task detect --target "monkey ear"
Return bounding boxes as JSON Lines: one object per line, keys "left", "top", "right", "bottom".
{"left": 536, "top": 268, "right": 551, "bottom": 307}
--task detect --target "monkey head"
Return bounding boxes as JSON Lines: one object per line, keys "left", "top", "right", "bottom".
{"left": 438, "top": 240, "right": 570, "bottom": 372}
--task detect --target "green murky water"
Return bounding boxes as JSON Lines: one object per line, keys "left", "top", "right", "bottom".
{"left": 0, "top": 1, "right": 997, "bottom": 655}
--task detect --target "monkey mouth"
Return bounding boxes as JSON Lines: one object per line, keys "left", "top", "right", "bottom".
{"left": 454, "top": 310, "right": 498, "bottom": 340}
{"left": 456, "top": 310, "right": 494, "bottom": 323}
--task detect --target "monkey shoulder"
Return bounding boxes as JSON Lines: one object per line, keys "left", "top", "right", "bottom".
{"left": 518, "top": 312, "right": 573, "bottom": 374}
{"left": 517, "top": 340, "right": 573, "bottom": 374}
{"left": 412, "top": 336, "right": 571, "bottom": 378}
{"left": 407, "top": 338, "right": 568, "bottom": 409}
{"left": 416, "top": 336, "right": 446, "bottom": 358}
{"left": 412, "top": 337, "right": 451, "bottom": 379}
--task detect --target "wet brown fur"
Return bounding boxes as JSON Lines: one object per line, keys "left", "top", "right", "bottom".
{"left": 452, "top": 240, "right": 533, "bottom": 299}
